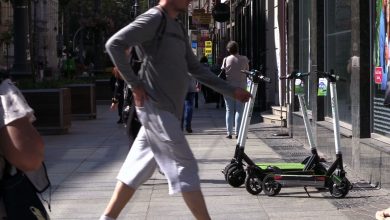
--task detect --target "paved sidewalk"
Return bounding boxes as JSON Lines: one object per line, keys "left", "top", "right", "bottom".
{"left": 42, "top": 103, "right": 389, "bottom": 220}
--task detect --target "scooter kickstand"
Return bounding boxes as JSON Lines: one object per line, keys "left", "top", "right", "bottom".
{"left": 303, "top": 186, "right": 311, "bottom": 197}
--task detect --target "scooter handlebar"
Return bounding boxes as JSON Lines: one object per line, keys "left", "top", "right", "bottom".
{"left": 279, "top": 70, "right": 346, "bottom": 83}
{"left": 280, "top": 71, "right": 310, "bottom": 80}
{"left": 315, "top": 70, "right": 346, "bottom": 82}
{"left": 241, "top": 70, "right": 271, "bottom": 83}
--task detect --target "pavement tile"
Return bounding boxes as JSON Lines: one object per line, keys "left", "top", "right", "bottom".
{"left": 43, "top": 104, "right": 388, "bottom": 220}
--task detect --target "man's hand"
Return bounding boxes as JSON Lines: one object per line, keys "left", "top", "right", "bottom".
{"left": 376, "top": 207, "right": 390, "bottom": 220}
{"left": 110, "top": 102, "right": 118, "bottom": 111}
{"left": 132, "top": 85, "right": 148, "bottom": 107}
{"left": 234, "top": 88, "right": 251, "bottom": 103}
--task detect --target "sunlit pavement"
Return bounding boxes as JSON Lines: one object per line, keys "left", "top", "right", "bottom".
{"left": 42, "top": 102, "right": 389, "bottom": 220}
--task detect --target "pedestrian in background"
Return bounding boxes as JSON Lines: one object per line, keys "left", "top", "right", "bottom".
{"left": 101, "top": 0, "right": 251, "bottom": 219}
{"left": 221, "top": 41, "right": 249, "bottom": 139}
{"left": 213, "top": 64, "right": 225, "bottom": 109}
{"left": 197, "top": 56, "right": 209, "bottom": 108}
{"left": 110, "top": 67, "right": 125, "bottom": 124}
{"left": 182, "top": 77, "right": 198, "bottom": 133}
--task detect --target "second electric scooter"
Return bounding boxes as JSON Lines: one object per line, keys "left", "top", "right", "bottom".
{"left": 223, "top": 69, "right": 313, "bottom": 194}
{"left": 261, "top": 70, "right": 353, "bottom": 198}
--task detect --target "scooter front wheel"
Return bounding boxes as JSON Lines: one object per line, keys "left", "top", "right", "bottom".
{"left": 329, "top": 177, "right": 351, "bottom": 198}
{"left": 226, "top": 164, "right": 246, "bottom": 187}
{"left": 262, "top": 174, "right": 282, "bottom": 196}
{"left": 223, "top": 163, "right": 237, "bottom": 181}
{"left": 245, "top": 173, "right": 263, "bottom": 195}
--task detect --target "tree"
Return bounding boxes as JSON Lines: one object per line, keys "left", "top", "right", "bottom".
{"left": 61, "top": 0, "right": 151, "bottom": 72}
{"left": 0, "top": 30, "right": 13, "bottom": 69}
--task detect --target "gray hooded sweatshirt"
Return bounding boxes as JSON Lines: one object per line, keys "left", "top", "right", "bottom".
{"left": 105, "top": 7, "right": 236, "bottom": 118}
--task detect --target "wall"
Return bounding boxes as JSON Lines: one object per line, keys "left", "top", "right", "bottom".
{"left": 265, "top": 0, "right": 281, "bottom": 107}
{"left": 288, "top": 0, "right": 389, "bottom": 188}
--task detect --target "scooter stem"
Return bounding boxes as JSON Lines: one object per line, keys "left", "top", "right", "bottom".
{"left": 329, "top": 82, "right": 342, "bottom": 154}
{"left": 297, "top": 94, "right": 316, "bottom": 150}
{"left": 237, "top": 80, "right": 258, "bottom": 148}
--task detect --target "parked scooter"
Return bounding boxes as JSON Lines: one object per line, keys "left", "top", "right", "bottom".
{"left": 223, "top": 68, "right": 269, "bottom": 187}
{"left": 223, "top": 69, "right": 329, "bottom": 195}
{"left": 261, "top": 70, "right": 353, "bottom": 198}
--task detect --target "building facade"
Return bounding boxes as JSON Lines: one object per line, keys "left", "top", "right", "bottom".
{"left": 217, "top": 0, "right": 390, "bottom": 189}
{"left": 0, "top": 1, "right": 13, "bottom": 70}
{"left": 0, "top": 0, "right": 59, "bottom": 77}
{"left": 287, "top": 0, "right": 390, "bottom": 189}
{"left": 34, "top": 0, "right": 59, "bottom": 74}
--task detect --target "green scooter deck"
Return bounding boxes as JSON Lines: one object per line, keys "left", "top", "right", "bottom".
{"left": 256, "top": 162, "right": 305, "bottom": 170}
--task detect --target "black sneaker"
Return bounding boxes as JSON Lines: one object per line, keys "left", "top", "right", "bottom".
{"left": 226, "top": 135, "right": 232, "bottom": 139}
{"left": 117, "top": 118, "right": 123, "bottom": 124}
{"left": 186, "top": 128, "right": 193, "bottom": 133}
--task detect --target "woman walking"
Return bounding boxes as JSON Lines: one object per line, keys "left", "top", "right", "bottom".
{"left": 221, "top": 41, "right": 249, "bottom": 139}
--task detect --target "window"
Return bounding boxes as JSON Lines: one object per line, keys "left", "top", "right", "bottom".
{"left": 0, "top": 2, "right": 2, "bottom": 25}
{"left": 298, "top": 0, "right": 312, "bottom": 110}
{"left": 373, "top": 0, "right": 390, "bottom": 137}
{"left": 324, "top": 0, "right": 352, "bottom": 124}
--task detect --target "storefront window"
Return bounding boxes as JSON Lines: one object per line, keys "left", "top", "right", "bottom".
{"left": 325, "top": 0, "right": 352, "bottom": 124}
{"left": 373, "top": 0, "right": 390, "bottom": 137}
{"left": 299, "top": 0, "right": 312, "bottom": 110}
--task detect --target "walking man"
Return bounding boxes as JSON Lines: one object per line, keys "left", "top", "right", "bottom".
{"left": 101, "top": 0, "right": 251, "bottom": 219}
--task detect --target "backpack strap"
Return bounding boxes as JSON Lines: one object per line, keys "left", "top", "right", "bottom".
{"left": 222, "top": 57, "right": 227, "bottom": 69}
{"left": 153, "top": 6, "right": 167, "bottom": 52}
{"left": 131, "top": 6, "right": 167, "bottom": 65}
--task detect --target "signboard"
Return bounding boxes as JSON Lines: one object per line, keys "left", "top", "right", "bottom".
{"left": 191, "top": 41, "right": 197, "bottom": 49}
{"left": 192, "top": 9, "right": 212, "bottom": 25}
{"left": 375, "top": 67, "right": 383, "bottom": 85}
{"left": 317, "top": 78, "right": 328, "bottom": 96}
{"left": 192, "top": 9, "right": 205, "bottom": 15}
{"left": 295, "top": 79, "right": 304, "bottom": 94}
{"left": 205, "top": 40, "right": 212, "bottom": 57}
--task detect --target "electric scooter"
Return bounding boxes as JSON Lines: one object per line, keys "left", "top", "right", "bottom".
{"left": 261, "top": 70, "right": 353, "bottom": 198}
{"left": 223, "top": 70, "right": 328, "bottom": 196}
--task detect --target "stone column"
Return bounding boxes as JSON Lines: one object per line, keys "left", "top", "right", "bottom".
{"left": 12, "top": 0, "right": 31, "bottom": 78}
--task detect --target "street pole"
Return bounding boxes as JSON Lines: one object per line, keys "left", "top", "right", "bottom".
{"left": 11, "top": 0, "right": 31, "bottom": 79}
{"left": 34, "top": 0, "right": 39, "bottom": 80}
{"left": 133, "top": 0, "right": 139, "bottom": 18}
{"left": 229, "top": 0, "right": 233, "bottom": 40}
{"left": 93, "top": 0, "right": 102, "bottom": 75}
{"left": 94, "top": 0, "right": 101, "bottom": 14}
{"left": 6, "top": 43, "right": 9, "bottom": 70}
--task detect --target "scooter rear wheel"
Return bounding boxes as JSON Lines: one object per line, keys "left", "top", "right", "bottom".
{"left": 329, "top": 177, "right": 351, "bottom": 198}
{"left": 226, "top": 164, "right": 246, "bottom": 187}
{"left": 262, "top": 174, "right": 282, "bottom": 196}
{"left": 245, "top": 173, "right": 263, "bottom": 195}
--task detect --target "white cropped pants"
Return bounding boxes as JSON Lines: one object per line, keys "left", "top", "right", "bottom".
{"left": 117, "top": 101, "right": 200, "bottom": 194}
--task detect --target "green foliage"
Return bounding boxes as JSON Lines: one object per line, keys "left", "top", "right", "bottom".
{"left": 59, "top": 0, "right": 72, "bottom": 7}
{"left": 65, "top": 0, "right": 152, "bottom": 33}
{"left": 0, "top": 30, "right": 12, "bottom": 45}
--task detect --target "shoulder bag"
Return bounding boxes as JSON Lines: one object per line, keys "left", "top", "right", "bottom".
{"left": 218, "top": 58, "right": 227, "bottom": 80}
{"left": 1, "top": 160, "right": 51, "bottom": 220}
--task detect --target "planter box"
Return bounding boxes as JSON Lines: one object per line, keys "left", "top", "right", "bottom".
{"left": 66, "top": 83, "right": 96, "bottom": 119}
{"left": 22, "top": 88, "right": 71, "bottom": 135}
{"left": 95, "top": 79, "right": 112, "bottom": 104}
